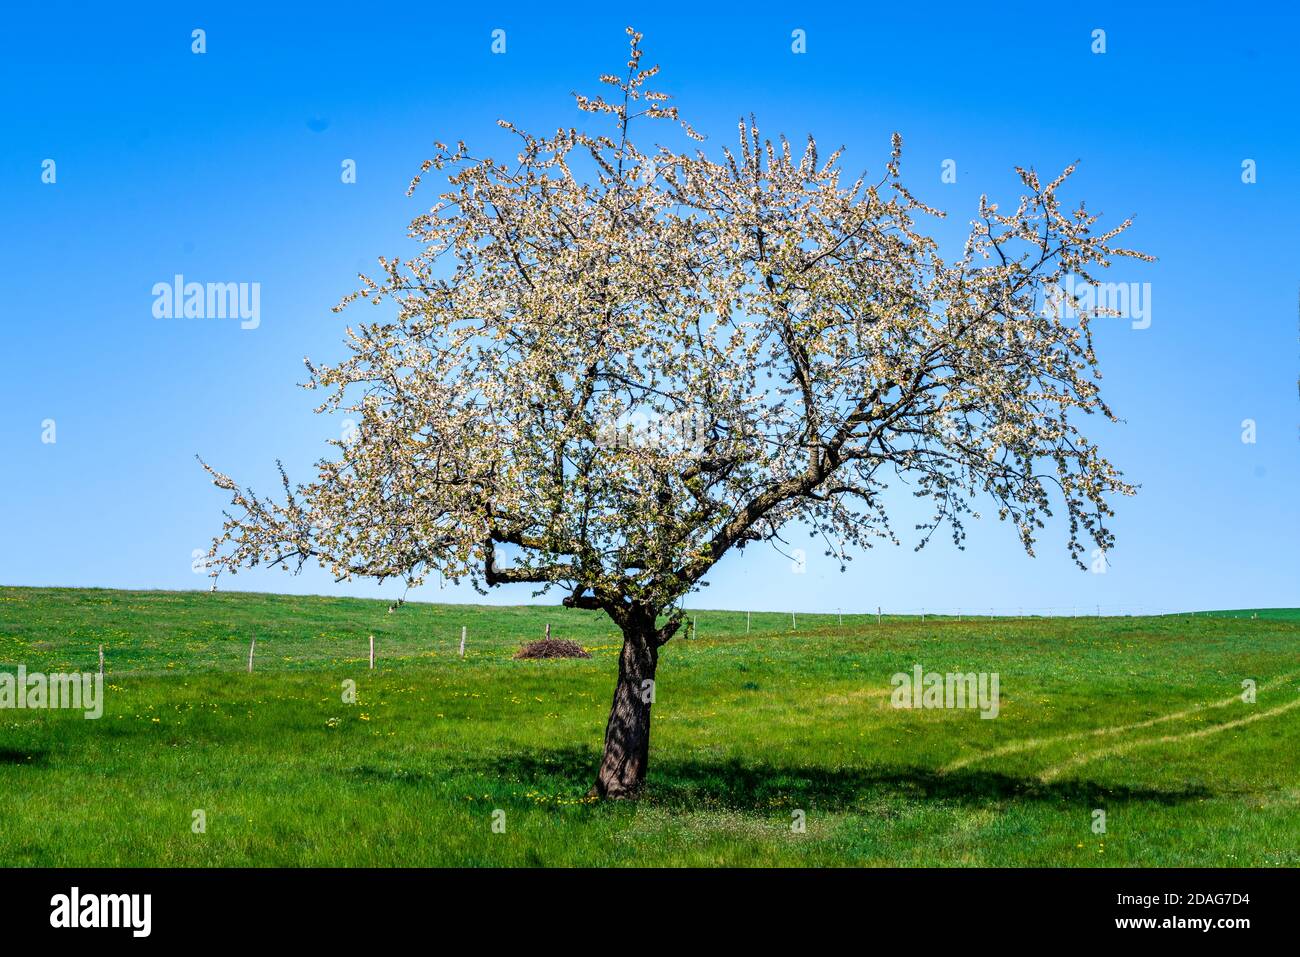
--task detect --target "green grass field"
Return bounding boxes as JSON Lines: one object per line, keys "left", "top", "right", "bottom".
{"left": 1, "top": 586, "right": 1296, "bottom": 866}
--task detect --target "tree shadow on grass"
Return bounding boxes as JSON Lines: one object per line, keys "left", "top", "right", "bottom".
{"left": 343, "top": 763, "right": 442, "bottom": 786}
{"left": 0, "top": 748, "right": 47, "bottom": 766}
{"left": 474, "top": 746, "right": 1213, "bottom": 811}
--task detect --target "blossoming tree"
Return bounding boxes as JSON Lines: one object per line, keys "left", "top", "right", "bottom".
{"left": 202, "top": 29, "right": 1149, "bottom": 797}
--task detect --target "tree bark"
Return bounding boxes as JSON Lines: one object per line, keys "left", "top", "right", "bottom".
{"left": 592, "top": 615, "right": 660, "bottom": 798}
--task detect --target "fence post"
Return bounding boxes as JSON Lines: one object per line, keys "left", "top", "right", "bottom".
{"left": 746, "top": 611, "right": 751, "bottom": 634}
{"left": 545, "top": 623, "right": 551, "bottom": 641}
{"left": 459, "top": 626, "right": 466, "bottom": 658}
{"left": 247, "top": 639, "right": 255, "bottom": 674}
{"left": 369, "top": 635, "right": 375, "bottom": 670}
{"left": 98, "top": 644, "right": 104, "bottom": 677}
{"left": 791, "top": 611, "right": 796, "bottom": 630}
{"left": 877, "top": 606, "right": 882, "bottom": 624}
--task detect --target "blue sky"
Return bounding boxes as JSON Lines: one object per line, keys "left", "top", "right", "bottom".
{"left": 2, "top": 2, "right": 1296, "bottom": 615}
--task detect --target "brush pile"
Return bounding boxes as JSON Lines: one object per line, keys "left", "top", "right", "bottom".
{"left": 513, "top": 638, "right": 592, "bottom": 660}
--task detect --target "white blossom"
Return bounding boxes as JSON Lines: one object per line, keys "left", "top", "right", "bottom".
{"left": 201, "top": 27, "right": 1147, "bottom": 641}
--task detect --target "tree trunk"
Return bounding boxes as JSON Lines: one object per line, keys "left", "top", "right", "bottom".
{"left": 592, "top": 617, "right": 659, "bottom": 799}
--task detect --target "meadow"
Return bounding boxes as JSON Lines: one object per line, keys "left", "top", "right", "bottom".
{"left": 0, "top": 586, "right": 1296, "bottom": 866}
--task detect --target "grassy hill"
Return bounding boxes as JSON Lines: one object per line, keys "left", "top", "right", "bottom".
{"left": 1, "top": 586, "right": 1297, "bottom": 866}
{"left": 1196, "top": 608, "right": 1300, "bottom": 622}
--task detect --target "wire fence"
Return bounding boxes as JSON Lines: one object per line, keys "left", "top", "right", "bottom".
{"left": 4, "top": 598, "right": 1272, "bottom": 678}
{"left": 682, "top": 603, "right": 1246, "bottom": 622}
